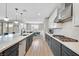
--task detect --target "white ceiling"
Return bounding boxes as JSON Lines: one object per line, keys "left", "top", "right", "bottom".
{"left": 0, "top": 3, "right": 61, "bottom": 23}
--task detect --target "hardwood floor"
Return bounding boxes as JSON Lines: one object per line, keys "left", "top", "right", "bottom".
{"left": 25, "top": 35, "right": 54, "bottom": 56}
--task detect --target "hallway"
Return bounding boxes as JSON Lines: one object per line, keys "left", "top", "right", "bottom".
{"left": 25, "top": 35, "right": 54, "bottom": 56}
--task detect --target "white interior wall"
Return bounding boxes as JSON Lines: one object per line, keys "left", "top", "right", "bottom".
{"left": 48, "top": 9, "right": 57, "bottom": 28}
{"left": 53, "top": 20, "right": 79, "bottom": 40}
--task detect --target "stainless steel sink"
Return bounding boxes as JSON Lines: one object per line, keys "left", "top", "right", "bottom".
{"left": 53, "top": 35, "right": 78, "bottom": 42}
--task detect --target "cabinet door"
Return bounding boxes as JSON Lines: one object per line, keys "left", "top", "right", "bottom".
{"left": 51, "top": 38, "right": 55, "bottom": 53}
{"left": 54, "top": 44, "right": 61, "bottom": 56}
{"left": 73, "top": 3, "right": 79, "bottom": 26}
{"left": 29, "top": 35, "right": 32, "bottom": 47}
{"left": 62, "top": 51, "right": 70, "bottom": 56}
{"left": 26, "top": 37, "right": 30, "bottom": 52}
{"left": 0, "top": 53, "right": 3, "bottom": 56}
{"left": 62, "top": 45, "right": 79, "bottom": 56}
{"left": 51, "top": 38, "right": 61, "bottom": 56}
{"left": 3, "top": 43, "right": 19, "bottom": 56}
{"left": 8, "top": 49, "right": 18, "bottom": 56}
{"left": 19, "top": 39, "right": 26, "bottom": 56}
{"left": 47, "top": 36, "right": 52, "bottom": 48}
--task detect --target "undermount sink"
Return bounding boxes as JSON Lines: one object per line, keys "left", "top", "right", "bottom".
{"left": 53, "top": 35, "right": 78, "bottom": 42}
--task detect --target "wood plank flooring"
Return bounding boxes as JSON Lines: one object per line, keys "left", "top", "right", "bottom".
{"left": 25, "top": 35, "right": 54, "bottom": 56}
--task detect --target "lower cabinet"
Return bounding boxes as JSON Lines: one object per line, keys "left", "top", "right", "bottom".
{"left": 45, "top": 33, "right": 79, "bottom": 56}
{"left": 47, "top": 36, "right": 52, "bottom": 49}
{"left": 62, "top": 45, "right": 79, "bottom": 56}
{"left": 26, "top": 37, "right": 30, "bottom": 52}
{"left": 45, "top": 34, "right": 52, "bottom": 49}
{"left": 45, "top": 34, "right": 62, "bottom": 56}
{"left": 3, "top": 43, "right": 19, "bottom": 56}
{"left": 0, "top": 52, "right": 3, "bottom": 56}
{"left": 51, "top": 37, "right": 62, "bottom": 56}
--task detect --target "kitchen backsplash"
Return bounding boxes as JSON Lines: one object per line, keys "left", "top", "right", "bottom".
{"left": 53, "top": 20, "right": 79, "bottom": 40}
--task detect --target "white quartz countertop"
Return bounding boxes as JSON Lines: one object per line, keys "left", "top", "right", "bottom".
{"left": 46, "top": 32, "right": 79, "bottom": 55}
{"left": 0, "top": 33, "right": 33, "bottom": 53}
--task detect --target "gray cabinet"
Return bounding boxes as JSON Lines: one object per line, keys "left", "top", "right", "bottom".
{"left": 45, "top": 34, "right": 62, "bottom": 56}
{"left": 47, "top": 36, "right": 52, "bottom": 48}
{"left": 26, "top": 37, "right": 30, "bottom": 52}
{"left": 51, "top": 37, "right": 62, "bottom": 56}
{"left": 45, "top": 34, "right": 52, "bottom": 49}
{"left": 62, "top": 45, "right": 79, "bottom": 56}
{"left": 3, "top": 43, "right": 19, "bottom": 56}
{"left": 45, "top": 33, "right": 79, "bottom": 56}
{"left": 0, "top": 53, "right": 3, "bottom": 56}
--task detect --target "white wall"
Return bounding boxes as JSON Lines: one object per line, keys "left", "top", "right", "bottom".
{"left": 48, "top": 8, "right": 58, "bottom": 28}
{"left": 43, "top": 19, "right": 49, "bottom": 32}
{"left": 53, "top": 20, "right": 79, "bottom": 40}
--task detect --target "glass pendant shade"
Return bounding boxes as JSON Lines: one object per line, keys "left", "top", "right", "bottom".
{"left": 4, "top": 17, "right": 9, "bottom": 21}
{"left": 14, "top": 8, "right": 19, "bottom": 24}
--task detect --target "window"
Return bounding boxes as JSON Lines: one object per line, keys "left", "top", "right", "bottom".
{"left": 13, "top": 24, "right": 19, "bottom": 33}
{"left": 0, "top": 23, "right": 2, "bottom": 35}
{"left": 9, "top": 23, "right": 13, "bottom": 33}
{"left": 31, "top": 24, "right": 39, "bottom": 31}
{"left": 3, "top": 23, "right": 8, "bottom": 34}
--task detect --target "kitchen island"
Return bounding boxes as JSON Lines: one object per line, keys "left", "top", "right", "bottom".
{"left": 0, "top": 33, "right": 34, "bottom": 56}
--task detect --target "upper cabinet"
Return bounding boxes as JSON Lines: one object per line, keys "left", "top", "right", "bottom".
{"left": 73, "top": 3, "right": 79, "bottom": 27}
{"left": 54, "top": 3, "right": 73, "bottom": 23}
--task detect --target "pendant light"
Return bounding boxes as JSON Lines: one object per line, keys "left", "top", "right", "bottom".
{"left": 20, "top": 12, "right": 23, "bottom": 22}
{"left": 4, "top": 3, "right": 9, "bottom": 21}
{"left": 14, "top": 8, "right": 19, "bottom": 24}
{"left": 20, "top": 12, "right": 24, "bottom": 26}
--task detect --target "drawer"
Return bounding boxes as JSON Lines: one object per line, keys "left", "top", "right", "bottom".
{"left": 52, "top": 38, "right": 61, "bottom": 47}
